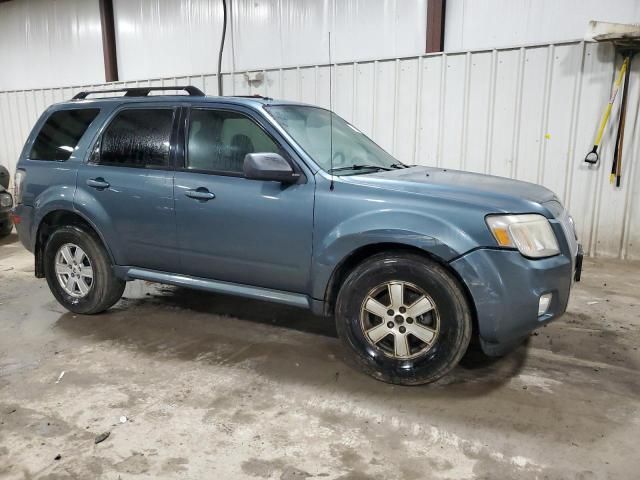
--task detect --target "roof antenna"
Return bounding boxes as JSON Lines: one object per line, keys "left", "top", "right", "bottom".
{"left": 329, "top": 31, "right": 335, "bottom": 191}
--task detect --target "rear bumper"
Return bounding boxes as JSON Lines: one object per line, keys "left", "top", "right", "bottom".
{"left": 450, "top": 247, "right": 577, "bottom": 356}
{"left": 12, "top": 204, "right": 35, "bottom": 252}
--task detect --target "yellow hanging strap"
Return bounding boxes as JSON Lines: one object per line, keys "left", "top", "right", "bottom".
{"left": 594, "top": 57, "right": 628, "bottom": 146}
{"left": 584, "top": 57, "right": 629, "bottom": 164}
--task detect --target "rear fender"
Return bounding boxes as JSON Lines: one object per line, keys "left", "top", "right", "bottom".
{"left": 30, "top": 186, "right": 78, "bottom": 250}
{"left": 71, "top": 187, "right": 123, "bottom": 263}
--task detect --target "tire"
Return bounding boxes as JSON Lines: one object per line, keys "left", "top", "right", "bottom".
{"left": 0, "top": 221, "right": 12, "bottom": 238}
{"left": 43, "top": 225, "right": 125, "bottom": 314}
{"left": 335, "top": 252, "right": 472, "bottom": 385}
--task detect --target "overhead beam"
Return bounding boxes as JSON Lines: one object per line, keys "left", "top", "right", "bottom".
{"left": 99, "top": 0, "right": 119, "bottom": 82}
{"left": 426, "top": 0, "right": 446, "bottom": 53}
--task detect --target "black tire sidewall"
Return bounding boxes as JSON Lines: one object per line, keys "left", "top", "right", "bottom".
{"left": 336, "top": 253, "right": 471, "bottom": 385}
{"left": 43, "top": 226, "right": 120, "bottom": 314}
{"left": 0, "top": 219, "right": 12, "bottom": 237}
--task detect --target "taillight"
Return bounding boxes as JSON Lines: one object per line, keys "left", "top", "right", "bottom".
{"left": 14, "top": 169, "right": 25, "bottom": 205}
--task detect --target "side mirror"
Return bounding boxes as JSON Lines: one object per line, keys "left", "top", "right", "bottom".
{"left": 243, "top": 153, "right": 299, "bottom": 184}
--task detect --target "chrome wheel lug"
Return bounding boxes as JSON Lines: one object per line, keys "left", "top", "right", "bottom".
{"left": 399, "top": 306, "right": 406, "bottom": 313}
{"left": 406, "top": 317, "right": 414, "bottom": 324}
{"left": 387, "top": 321, "right": 394, "bottom": 329}
{"left": 399, "top": 326, "right": 406, "bottom": 334}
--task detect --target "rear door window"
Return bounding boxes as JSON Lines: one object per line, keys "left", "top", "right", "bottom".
{"left": 96, "top": 108, "right": 175, "bottom": 168}
{"left": 30, "top": 109, "right": 100, "bottom": 161}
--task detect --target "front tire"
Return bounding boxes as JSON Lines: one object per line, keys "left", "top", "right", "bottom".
{"left": 44, "top": 226, "right": 125, "bottom": 314}
{"left": 335, "top": 252, "right": 472, "bottom": 385}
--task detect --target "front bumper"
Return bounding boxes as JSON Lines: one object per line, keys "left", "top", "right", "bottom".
{"left": 451, "top": 247, "right": 579, "bottom": 356}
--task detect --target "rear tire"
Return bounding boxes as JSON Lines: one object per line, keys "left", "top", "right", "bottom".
{"left": 335, "top": 252, "right": 472, "bottom": 385}
{"left": 0, "top": 221, "right": 12, "bottom": 238}
{"left": 44, "top": 225, "right": 125, "bottom": 314}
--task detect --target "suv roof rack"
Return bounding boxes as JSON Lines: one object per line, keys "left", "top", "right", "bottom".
{"left": 232, "top": 94, "right": 274, "bottom": 101}
{"left": 72, "top": 85, "right": 205, "bottom": 100}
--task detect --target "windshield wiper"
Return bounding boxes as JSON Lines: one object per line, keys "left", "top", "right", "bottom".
{"left": 389, "top": 162, "right": 410, "bottom": 169}
{"left": 328, "top": 164, "right": 392, "bottom": 173}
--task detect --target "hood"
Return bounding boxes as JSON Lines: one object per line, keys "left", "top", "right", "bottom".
{"left": 341, "top": 166, "right": 557, "bottom": 213}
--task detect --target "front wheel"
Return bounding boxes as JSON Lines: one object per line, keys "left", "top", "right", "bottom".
{"left": 43, "top": 226, "right": 125, "bottom": 314}
{"left": 335, "top": 252, "right": 472, "bottom": 385}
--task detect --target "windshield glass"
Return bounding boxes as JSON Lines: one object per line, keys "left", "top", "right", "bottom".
{"left": 265, "top": 105, "right": 404, "bottom": 175}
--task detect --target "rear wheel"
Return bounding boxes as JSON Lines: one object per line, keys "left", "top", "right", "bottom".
{"left": 335, "top": 252, "right": 472, "bottom": 385}
{"left": 44, "top": 226, "right": 125, "bottom": 314}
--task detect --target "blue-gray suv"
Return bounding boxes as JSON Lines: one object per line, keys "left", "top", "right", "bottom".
{"left": 13, "top": 86, "right": 582, "bottom": 385}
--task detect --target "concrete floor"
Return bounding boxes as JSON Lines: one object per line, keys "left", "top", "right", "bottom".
{"left": 0, "top": 232, "right": 638, "bottom": 480}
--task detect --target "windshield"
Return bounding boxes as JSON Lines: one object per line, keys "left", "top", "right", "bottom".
{"left": 265, "top": 105, "right": 404, "bottom": 175}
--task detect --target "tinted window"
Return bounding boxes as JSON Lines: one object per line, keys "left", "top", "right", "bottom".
{"left": 30, "top": 109, "right": 99, "bottom": 161}
{"left": 98, "top": 109, "right": 174, "bottom": 168}
{"left": 187, "top": 109, "right": 281, "bottom": 173}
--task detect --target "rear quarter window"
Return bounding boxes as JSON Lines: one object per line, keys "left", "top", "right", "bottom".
{"left": 30, "top": 109, "right": 100, "bottom": 161}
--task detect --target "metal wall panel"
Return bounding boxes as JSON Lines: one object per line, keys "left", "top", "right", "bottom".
{"left": 1, "top": 41, "right": 639, "bottom": 259}
{"left": 445, "top": 0, "right": 640, "bottom": 51}
{"left": 0, "top": 0, "right": 104, "bottom": 91}
{"left": 113, "top": 0, "right": 427, "bottom": 81}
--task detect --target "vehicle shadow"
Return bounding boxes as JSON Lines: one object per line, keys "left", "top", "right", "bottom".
{"left": 0, "top": 231, "right": 18, "bottom": 246}
{"left": 54, "top": 282, "right": 528, "bottom": 396}
{"left": 148, "top": 284, "right": 338, "bottom": 338}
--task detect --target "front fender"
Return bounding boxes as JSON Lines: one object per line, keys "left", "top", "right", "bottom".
{"left": 310, "top": 208, "right": 478, "bottom": 300}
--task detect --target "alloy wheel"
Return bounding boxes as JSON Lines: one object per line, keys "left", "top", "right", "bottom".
{"left": 359, "top": 281, "right": 440, "bottom": 359}
{"left": 55, "top": 243, "right": 94, "bottom": 298}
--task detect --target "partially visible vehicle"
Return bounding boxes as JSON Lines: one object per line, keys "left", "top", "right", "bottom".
{"left": 0, "top": 184, "right": 13, "bottom": 238}
{"left": 0, "top": 165, "right": 9, "bottom": 189}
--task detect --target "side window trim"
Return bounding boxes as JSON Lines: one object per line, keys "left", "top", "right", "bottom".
{"left": 180, "top": 105, "right": 305, "bottom": 181}
{"left": 88, "top": 105, "right": 179, "bottom": 171}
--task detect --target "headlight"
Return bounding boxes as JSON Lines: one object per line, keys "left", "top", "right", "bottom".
{"left": 0, "top": 192, "right": 12, "bottom": 208}
{"left": 486, "top": 214, "right": 560, "bottom": 258}
{"left": 567, "top": 215, "right": 578, "bottom": 240}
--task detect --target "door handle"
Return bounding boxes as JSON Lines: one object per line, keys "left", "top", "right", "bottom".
{"left": 86, "top": 177, "right": 110, "bottom": 190}
{"left": 185, "top": 188, "right": 215, "bottom": 201}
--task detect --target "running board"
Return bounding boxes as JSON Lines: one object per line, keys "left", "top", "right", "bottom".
{"left": 122, "top": 267, "right": 311, "bottom": 309}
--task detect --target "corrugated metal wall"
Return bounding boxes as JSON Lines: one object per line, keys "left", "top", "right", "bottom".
{"left": 0, "top": 0, "right": 427, "bottom": 90}
{"left": 113, "top": 0, "right": 427, "bottom": 80}
{"left": 3, "top": 0, "right": 640, "bottom": 88}
{"left": 445, "top": 0, "right": 640, "bottom": 50}
{"left": 0, "top": 0, "right": 104, "bottom": 90}
{"left": 1, "top": 40, "right": 639, "bottom": 259}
